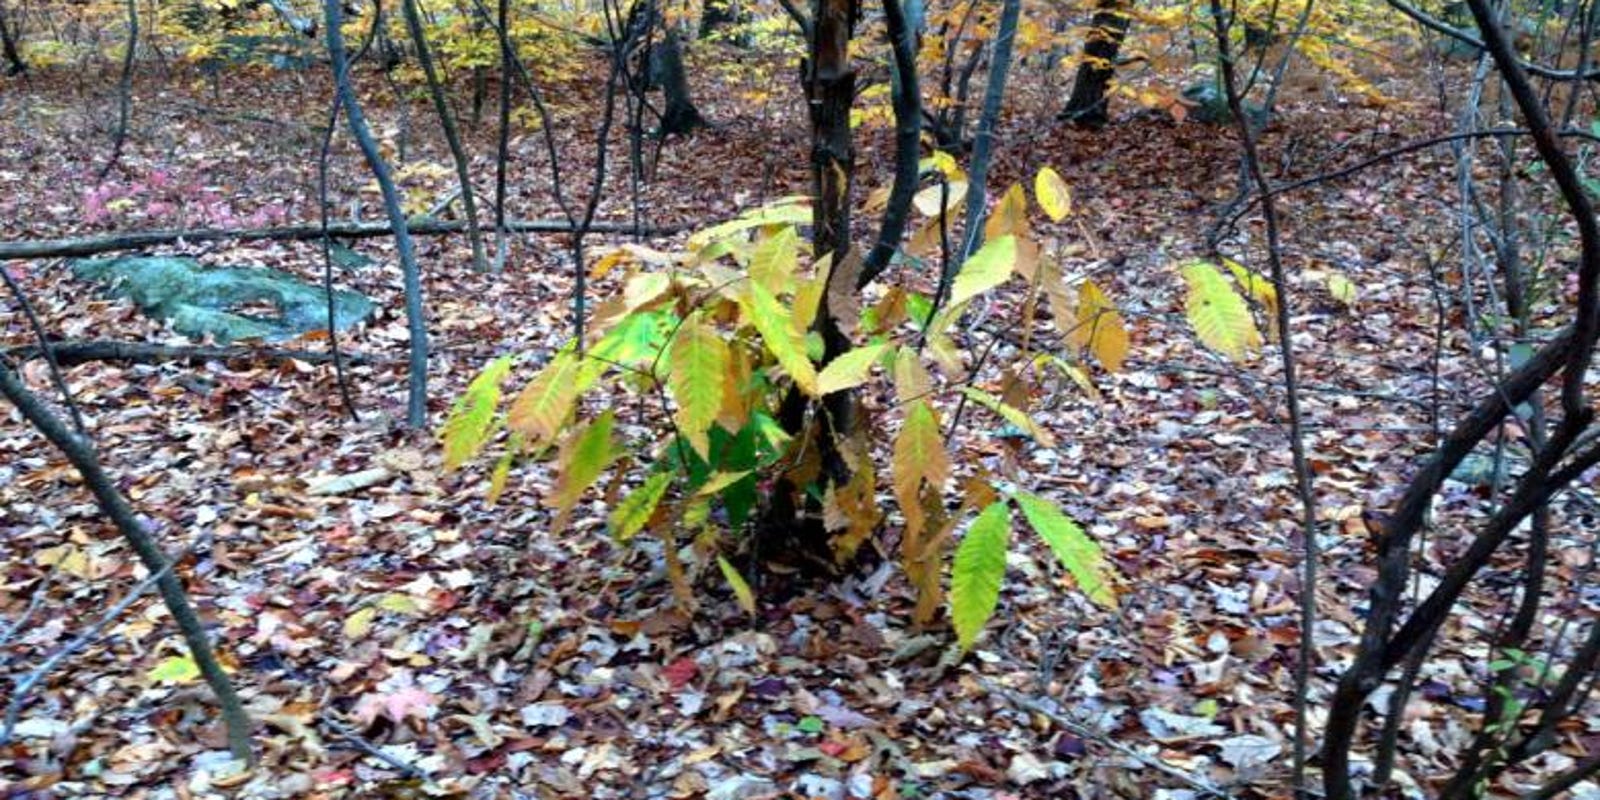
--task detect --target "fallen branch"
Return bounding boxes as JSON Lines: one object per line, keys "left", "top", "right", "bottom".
{"left": 0, "top": 218, "right": 695, "bottom": 261}
{"left": 4, "top": 340, "right": 389, "bottom": 367}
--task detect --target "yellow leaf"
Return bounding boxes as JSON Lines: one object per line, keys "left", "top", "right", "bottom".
{"left": 717, "top": 556, "right": 757, "bottom": 615}
{"left": 893, "top": 345, "right": 933, "bottom": 404}
{"left": 609, "top": 472, "right": 673, "bottom": 542}
{"left": 817, "top": 342, "right": 891, "bottom": 395}
{"left": 1074, "top": 280, "right": 1130, "bottom": 372}
{"left": 668, "top": 316, "right": 729, "bottom": 457}
{"left": 697, "top": 470, "right": 753, "bottom": 496}
{"left": 983, "top": 184, "right": 1029, "bottom": 241}
{"left": 1182, "top": 261, "right": 1262, "bottom": 361}
{"left": 546, "top": 411, "right": 618, "bottom": 532}
{"left": 949, "top": 236, "right": 1017, "bottom": 308}
{"left": 1034, "top": 166, "right": 1073, "bottom": 222}
{"left": 913, "top": 180, "right": 968, "bottom": 217}
{"left": 377, "top": 593, "right": 422, "bottom": 614}
{"left": 959, "top": 387, "right": 1057, "bottom": 448}
{"left": 791, "top": 256, "right": 832, "bottom": 333}
{"left": 344, "top": 606, "right": 378, "bottom": 639}
{"left": 147, "top": 655, "right": 201, "bottom": 685}
{"left": 744, "top": 283, "right": 819, "bottom": 396}
{"left": 749, "top": 226, "right": 800, "bottom": 295}
{"left": 893, "top": 400, "right": 951, "bottom": 542}
{"left": 1327, "top": 272, "right": 1358, "bottom": 306}
{"left": 507, "top": 352, "right": 586, "bottom": 448}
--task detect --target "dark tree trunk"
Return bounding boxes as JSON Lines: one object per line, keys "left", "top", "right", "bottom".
{"left": 654, "top": 25, "right": 705, "bottom": 136}
{"left": 1059, "top": 0, "right": 1131, "bottom": 128}
{"left": 0, "top": 0, "right": 25, "bottom": 76}
{"left": 699, "top": 0, "right": 739, "bottom": 39}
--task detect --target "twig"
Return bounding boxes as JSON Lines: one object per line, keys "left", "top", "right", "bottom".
{"left": 319, "top": 713, "right": 428, "bottom": 779}
{"left": 983, "top": 680, "right": 1240, "bottom": 799}
{"left": 2, "top": 538, "right": 196, "bottom": 744}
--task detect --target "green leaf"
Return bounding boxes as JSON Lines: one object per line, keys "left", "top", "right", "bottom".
{"left": 817, "top": 342, "right": 891, "bottom": 395}
{"left": 1181, "top": 261, "right": 1261, "bottom": 361}
{"left": 950, "top": 501, "right": 1011, "bottom": 652}
{"left": 440, "top": 355, "right": 513, "bottom": 471}
{"left": 147, "top": 654, "right": 201, "bottom": 684}
{"left": 797, "top": 716, "right": 826, "bottom": 735}
{"left": 1014, "top": 490, "right": 1117, "bottom": 609}
{"left": 546, "top": 410, "right": 617, "bottom": 531}
{"left": 718, "top": 555, "right": 757, "bottom": 615}
{"left": 749, "top": 225, "right": 800, "bottom": 295}
{"left": 948, "top": 235, "right": 1017, "bottom": 308}
{"left": 609, "top": 471, "right": 673, "bottom": 542}
{"left": 669, "top": 315, "right": 729, "bottom": 457}
{"left": 744, "top": 283, "right": 819, "bottom": 395}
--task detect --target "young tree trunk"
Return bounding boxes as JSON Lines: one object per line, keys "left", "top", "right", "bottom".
{"left": 654, "top": 25, "right": 705, "bottom": 136}
{"left": 0, "top": 362, "right": 254, "bottom": 763}
{"left": 491, "top": 0, "right": 512, "bottom": 272}
{"left": 325, "top": 0, "right": 430, "bottom": 428}
{"left": 400, "top": 0, "right": 489, "bottom": 272}
{"left": 100, "top": 0, "right": 138, "bottom": 180}
{"left": 758, "top": 0, "right": 860, "bottom": 573}
{"left": 1058, "top": 0, "right": 1130, "bottom": 128}
{"left": 0, "top": 0, "right": 26, "bottom": 76}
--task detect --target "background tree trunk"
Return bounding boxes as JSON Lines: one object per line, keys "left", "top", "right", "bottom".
{"left": 0, "top": 0, "right": 26, "bottom": 76}
{"left": 654, "top": 24, "right": 705, "bottom": 136}
{"left": 1059, "top": 0, "right": 1131, "bottom": 127}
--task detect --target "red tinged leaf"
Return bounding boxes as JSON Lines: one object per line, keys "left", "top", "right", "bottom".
{"left": 663, "top": 657, "right": 699, "bottom": 690}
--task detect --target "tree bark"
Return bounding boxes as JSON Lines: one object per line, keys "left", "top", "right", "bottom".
{"left": 4, "top": 339, "right": 387, "bottom": 367}
{"left": 654, "top": 24, "right": 706, "bottom": 136}
{"left": 399, "top": 0, "right": 489, "bottom": 272}
{"left": 1059, "top": 0, "right": 1131, "bottom": 128}
{"left": 0, "top": 361, "right": 254, "bottom": 763}
{"left": 324, "top": 0, "right": 429, "bottom": 429}
{"left": 0, "top": 0, "right": 26, "bottom": 76}
{"left": 0, "top": 218, "right": 683, "bottom": 261}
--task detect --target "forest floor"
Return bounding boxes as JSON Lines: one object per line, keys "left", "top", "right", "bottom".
{"left": 2, "top": 48, "right": 1597, "bottom": 800}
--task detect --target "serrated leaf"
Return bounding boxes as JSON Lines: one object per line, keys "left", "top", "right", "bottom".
{"left": 718, "top": 555, "right": 757, "bottom": 615}
{"left": 609, "top": 471, "right": 673, "bottom": 542}
{"left": 147, "top": 655, "right": 201, "bottom": 684}
{"left": 669, "top": 316, "right": 729, "bottom": 457}
{"left": 1014, "top": 491, "right": 1117, "bottom": 609}
{"left": 1034, "top": 166, "right": 1073, "bottom": 222}
{"left": 817, "top": 342, "right": 891, "bottom": 395}
{"left": 791, "top": 256, "right": 831, "bottom": 333}
{"left": 485, "top": 436, "right": 520, "bottom": 504}
{"left": 749, "top": 226, "right": 800, "bottom": 295}
{"left": 893, "top": 345, "right": 933, "bottom": 404}
{"left": 950, "top": 501, "right": 1011, "bottom": 652}
{"left": 343, "top": 606, "right": 378, "bottom": 639}
{"left": 744, "top": 283, "right": 818, "bottom": 395}
{"left": 688, "top": 197, "right": 812, "bottom": 249}
{"left": 959, "top": 387, "right": 1057, "bottom": 448}
{"left": 507, "top": 351, "right": 585, "bottom": 447}
{"left": 893, "top": 400, "right": 950, "bottom": 542}
{"left": 1074, "top": 280, "right": 1129, "bottom": 372}
{"left": 948, "top": 235, "right": 1016, "bottom": 308}
{"left": 440, "top": 355, "right": 513, "bottom": 471}
{"left": 1182, "top": 261, "right": 1261, "bottom": 361}
{"left": 697, "top": 469, "right": 753, "bottom": 496}
{"left": 546, "top": 410, "right": 617, "bottom": 532}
